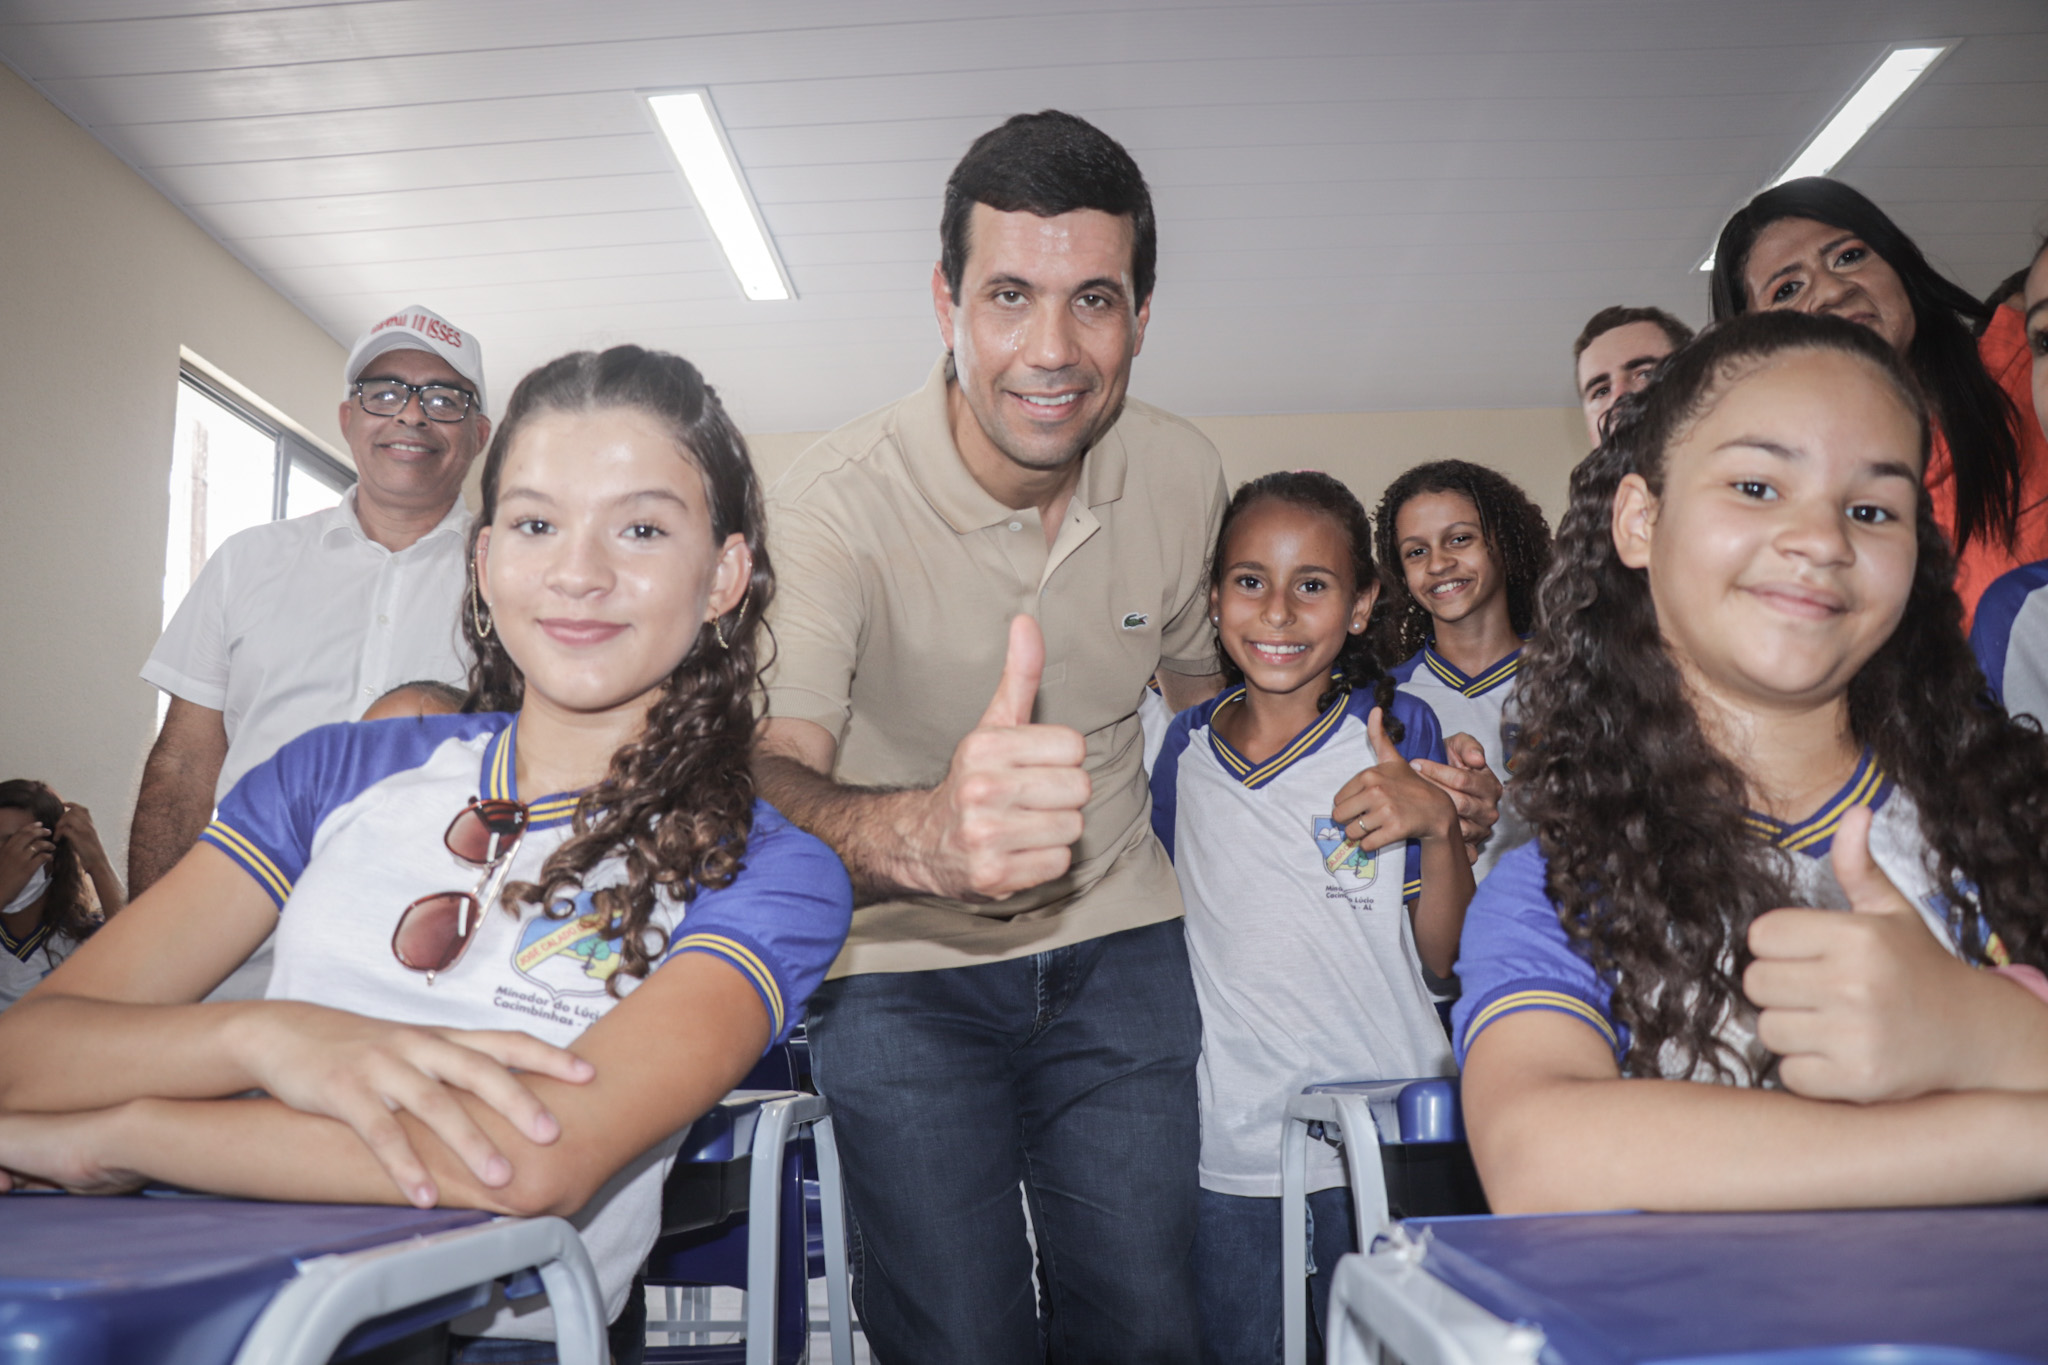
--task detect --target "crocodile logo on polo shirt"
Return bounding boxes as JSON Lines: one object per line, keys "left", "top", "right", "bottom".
{"left": 1121, "top": 611, "right": 1150, "bottom": 630}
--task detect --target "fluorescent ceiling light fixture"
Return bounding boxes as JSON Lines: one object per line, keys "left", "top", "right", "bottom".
{"left": 1698, "top": 42, "right": 1950, "bottom": 271}
{"left": 647, "top": 90, "right": 794, "bottom": 301}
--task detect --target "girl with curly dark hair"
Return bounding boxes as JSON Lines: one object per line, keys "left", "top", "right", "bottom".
{"left": 1152, "top": 471, "right": 1474, "bottom": 1359}
{"left": 1375, "top": 461, "right": 1552, "bottom": 879}
{"left": 1452, "top": 311, "right": 2048, "bottom": 1215}
{"left": 0, "top": 346, "right": 852, "bottom": 1351}
{"left": 1710, "top": 177, "right": 2046, "bottom": 622}
{"left": 0, "top": 781, "right": 122, "bottom": 1009}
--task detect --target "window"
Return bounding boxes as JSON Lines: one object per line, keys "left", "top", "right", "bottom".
{"left": 161, "top": 368, "right": 354, "bottom": 631}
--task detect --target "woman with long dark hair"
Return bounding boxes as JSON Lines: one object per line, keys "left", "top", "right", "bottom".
{"left": 1453, "top": 311, "right": 2048, "bottom": 1213}
{"left": 1709, "top": 176, "right": 2046, "bottom": 619}
{"left": 0, "top": 346, "right": 852, "bottom": 1356}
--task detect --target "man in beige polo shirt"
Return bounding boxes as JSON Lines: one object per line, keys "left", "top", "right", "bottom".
{"left": 757, "top": 111, "right": 1219, "bottom": 1362}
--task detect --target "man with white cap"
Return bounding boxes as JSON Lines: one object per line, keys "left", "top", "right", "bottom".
{"left": 128, "top": 305, "right": 491, "bottom": 903}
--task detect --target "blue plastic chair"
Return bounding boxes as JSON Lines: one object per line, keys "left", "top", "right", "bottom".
{"left": 641, "top": 1039, "right": 853, "bottom": 1365}
{"left": 1281, "top": 1078, "right": 1485, "bottom": 1365}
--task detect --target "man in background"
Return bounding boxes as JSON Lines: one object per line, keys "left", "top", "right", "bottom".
{"left": 1573, "top": 304, "right": 1693, "bottom": 445}
{"left": 129, "top": 306, "right": 489, "bottom": 902}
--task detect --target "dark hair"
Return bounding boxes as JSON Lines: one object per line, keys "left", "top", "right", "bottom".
{"left": 1210, "top": 471, "right": 1402, "bottom": 740}
{"left": 1708, "top": 177, "right": 2022, "bottom": 557}
{"left": 1370, "top": 460, "right": 1553, "bottom": 664}
{"left": 1518, "top": 310, "right": 2048, "bottom": 1084}
{"left": 0, "top": 781, "right": 96, "bottom": 946}
{"left": 370, "top": 679, "right": 468, "bottom": 714}
{"left": 1572, "top": 305, "right": 1695, "bottom": 363}
{"left": 463, "top": 345, "right": 773, "bottom": 995}
{"left": 940, "top": 110, "right": 1157, "bottom": 306}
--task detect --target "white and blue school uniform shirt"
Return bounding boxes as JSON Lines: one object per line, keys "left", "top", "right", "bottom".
{"left": 1971, "top": 559, "right": 2048, "bottom": 727}
{"left": 1151, "top": 684, "right": 1453, "bottom": 1197}
{"left": 200, "top": 711, "right": 852, "bottom": 1339}
{"left": 0, "top": 919, "right": 75, "bottom": 1011}
{"left": 1391, "top": 643, "right": 1529, "bottom": 882}
{"left": 1452, "top": 755, "right": 1966, "bottom": 1080}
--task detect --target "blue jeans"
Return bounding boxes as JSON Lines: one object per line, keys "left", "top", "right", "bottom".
{"left": 1195, "top": 1186, "right": 1357, "bottom": 1365}
{"left": 806, "top": 917, "right": 1203, "bottom": 1364}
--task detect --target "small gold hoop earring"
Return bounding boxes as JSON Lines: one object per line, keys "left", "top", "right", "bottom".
{"left": 469, "top": 579, "right": 493, "bottom": 638}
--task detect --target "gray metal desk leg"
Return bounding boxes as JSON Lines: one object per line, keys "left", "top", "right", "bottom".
{"left": 1329, "top": 1095, "right": 1390, "bottom": 1243}
{"left": 1281, "top": 1101, "right": 1312, "bottom": 1365}
{"left": 743, "top": 1093, "right": 833, "bottom": 1365}
{"left": 812, "top": 1112, "right": 855, "bottom": 1365}
{"left": 1284, "top": 1093, "right": 1396, "bottom": 1365}
{"left": 232, "top": 1215, "right": 606, "bottom": 1365}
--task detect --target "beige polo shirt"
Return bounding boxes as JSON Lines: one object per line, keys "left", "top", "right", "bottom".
{"left": 764, "top": 356, "right": 1228, "bottom": 977}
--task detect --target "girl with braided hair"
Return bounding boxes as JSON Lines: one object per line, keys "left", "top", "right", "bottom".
{"left": 1453, "top": 309, "right": 2048, "bottom": 1215}
{"left": 0, "top": 345, "right": 852, "bottom": 1356}
{"left": 1153, "top": 470, "right": 1474, "bottom": 1360}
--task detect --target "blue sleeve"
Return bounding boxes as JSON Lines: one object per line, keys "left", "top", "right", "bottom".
{"left": 660, "top": 802, "right": 853, "bottom": 1047}
{"left": 1148, "top": 699, "right": 1210, "bottom": 863}
{"left": 1971, "top": 561, "right": 2048, "bottom": 706}
{"left": 1391, "top": 692, "right": 1447, "bottom": 901}
{"left": 1449, "top": 841, "right": 1625, "bottom": 1068}
{"left": 203, "top": 714, "right": 503, "bottom": 909}
{"left": 1388, "top": 649, "right": 1427, "bottom": 685}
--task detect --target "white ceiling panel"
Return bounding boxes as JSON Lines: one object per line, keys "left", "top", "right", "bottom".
{"left": 3, "top": 0, "right": 2044, "bottom": 430}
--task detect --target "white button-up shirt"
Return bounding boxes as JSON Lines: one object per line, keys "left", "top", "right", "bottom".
{"left": 143, "top": 489, "right": 472, "bottom": 802}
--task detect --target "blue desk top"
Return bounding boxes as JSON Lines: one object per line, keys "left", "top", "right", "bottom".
{"left": 0, "top": 1194, "right": 490, "bottom": 1365}
{"left": 1409, "top": 1208, "right": 2048, "bottom": 1365}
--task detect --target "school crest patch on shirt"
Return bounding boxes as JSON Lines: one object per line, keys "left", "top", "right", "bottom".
{"left": 1311, "top": 816, "right": 1378, "bottom": 883}
{"left": 512, "top": 894, "right": 626, "bottom": 997}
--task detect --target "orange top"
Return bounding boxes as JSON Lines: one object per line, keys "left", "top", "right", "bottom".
{"left": 1925, "top": 305, "right": 2048, "bottom": 626}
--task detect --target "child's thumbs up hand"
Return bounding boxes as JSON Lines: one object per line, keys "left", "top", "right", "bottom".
{"left": 1332, "top": 708, "right": 1459, "bottom": 853}
{"left": 1745, "top": 806, "right": 1985, "bottom": 1102}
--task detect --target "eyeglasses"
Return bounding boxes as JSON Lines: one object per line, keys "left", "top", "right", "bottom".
{"left": 392, "top": 798, "right": 528, "bottom": 984}
{"left": 352, "top": 379, "right": 477, "bottom": 424}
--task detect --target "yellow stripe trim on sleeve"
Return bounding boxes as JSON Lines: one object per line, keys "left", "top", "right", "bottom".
{"left": 670, "top": 933, "right": 785, "bottom": 1037}
{"left": 1465, "top": 988, "right": 1617, "bottom": 1049}
{"left": 201, "top": 821, "right": 293, "bottom": 904}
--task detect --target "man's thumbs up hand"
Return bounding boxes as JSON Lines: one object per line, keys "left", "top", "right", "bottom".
{"left": 1745, "top": 806, "right": 1982, "bottom": 1102}
{"left": 977, "top": 614, "right": 1046, "bottom": 731}
{"left": 918, "top": 616, "right": 1091, "bottom": 902}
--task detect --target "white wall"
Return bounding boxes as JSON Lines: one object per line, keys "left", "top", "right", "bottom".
{"left": 0, "top": 64, "right": 348, "bottom": 871}
{"left": 747, "top": 403, "right": 1589, "bottom": 526}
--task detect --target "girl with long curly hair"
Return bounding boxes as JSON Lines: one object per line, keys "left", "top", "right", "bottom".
{"left": 1152, "top": 471, "right": 1474, "bottom": 1361}
{"left": 1453, "top": 311, "right": 2048, "bottom": 1214}
{"left": 0, "top": 346, "right": 852, "bottom": 1353}
{"left": 1374, "top": 461, "right": 1552, "bottom": 880}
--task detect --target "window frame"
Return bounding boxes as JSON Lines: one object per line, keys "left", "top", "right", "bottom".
{"left": 177, "top": 365, "right": 356, "bottom": 518}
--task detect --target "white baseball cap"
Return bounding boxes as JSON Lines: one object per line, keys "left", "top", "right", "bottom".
{"left": 344, "top": 304, "right": 487, "bottom": 414}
